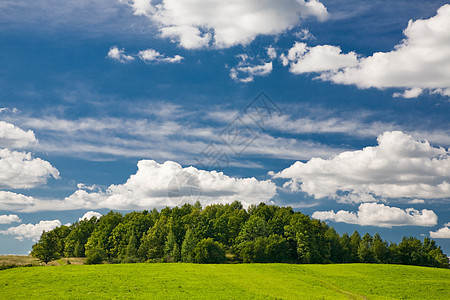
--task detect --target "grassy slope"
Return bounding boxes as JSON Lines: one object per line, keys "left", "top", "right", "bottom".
{"left": 0, "top": 255, "right": 85, "bottom": 267}
{"left": 0, "top": 263, "right": 449, "bottom": 299}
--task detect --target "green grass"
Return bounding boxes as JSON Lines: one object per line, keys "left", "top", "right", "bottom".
{"left": 0, "top": 263, "right": 448, "bottom": 299}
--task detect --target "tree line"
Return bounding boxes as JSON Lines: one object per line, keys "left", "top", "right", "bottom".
{"left": 31, "top": 202, "right": 449, "bottom": 268}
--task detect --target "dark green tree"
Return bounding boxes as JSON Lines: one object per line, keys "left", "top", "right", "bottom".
{"left": 31, "top": 230, "right": 60, "bottom": 264}
{"left": 193, "top": 238, "right": 226, "bottom": 263}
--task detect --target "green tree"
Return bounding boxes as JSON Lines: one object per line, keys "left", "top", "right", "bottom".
{"left": 371, "top": 233, "right": 388, "bottom": 263}
{"left": 31, "top": 230, "right": 60, "bottom": 264}
{"left": 85, "top": 211, "right": 123, "bottom": 258}
{"left": 193, "top": 238, "right": 226, "bottom": 263}
{"left": 85, "top": 246, "right": 107, "bottom": 264}
{"left": 138, "top": 217, "right": 168, "bottom": 261}
{"left": 349, "top": 231, "right": 362, "bottom": 262}
{"left": 358, "top": 233, "right": 376, "bottom": 263}
{"left": 181, "top": 228, "right": 197, "bottom": 263}
{"left": 64, "top": 218, "right": 96, "bottom": 257}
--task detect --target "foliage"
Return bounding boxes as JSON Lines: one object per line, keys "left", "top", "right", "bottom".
{"left": 30, "top": 202, "right": 449, "bottom": 268}
{"left": 85, "top": 246, "right": 106, "bottom": 265}
{"left": 193, "top": 238, "right": 226, "bottom": 263}
{"left": 31, "top": 230, "right": 61, "bottom": 264}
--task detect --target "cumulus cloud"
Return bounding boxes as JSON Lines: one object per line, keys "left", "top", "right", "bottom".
{"left": 0, "top": 220, "right": 61, "bottom": 241}
{"left": 0, "top": 214, "right": 21, "bottom": 224}
{"left": 64, "top": 160, "right": 276, "bottom": 210}
{"left": 120, "top": 0, "right": 328, "bottom": 49}
{"left": 430, "top": 226, "right": 450, "bottom": 238}
{"left": 274, "top": 131, "right": 450, "bottom": 202}
{"left": 138, "top": 49, "right": 184, "bottom": 63}
{"left": 107, "top": 46, "right": 135, "bottom": 63}
{"left": 312, "top": 203, "right": 437, "bottom": 228}
{"left": 0, "top": 149, "right": 59, "bottom": 189}
{"left": 79, "top": 211, "right": 102, "bottom": 221}
{"left": 317, "top": 4, "right": 450, "bottom": 98}
{"left": 281, "top": 42, "right": 359, "bottom": 73}
{"left": 0, "top": 121, "right": 36, "bottom": 149}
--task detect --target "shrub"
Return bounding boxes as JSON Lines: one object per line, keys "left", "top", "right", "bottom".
{"left": 193, "top": 238, "right": 226, "bottom": 264}
{"left": 85, "top": 247, "right": 106, "bottom": 265}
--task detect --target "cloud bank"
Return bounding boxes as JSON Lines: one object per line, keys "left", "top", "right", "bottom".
{"left": 312, "top": 203, "right": 437, "bottom": 228}
{"left": 63, "top": 160, "right": 276, "bottom": 210}
{"left": 274, "top": 131, "right": 450, "bottom": 202}
{"left": 0, "top": 220, "right": 61, "bottom": 241}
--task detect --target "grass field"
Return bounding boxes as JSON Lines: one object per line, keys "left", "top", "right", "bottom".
{"left": 0, "top": 263, "right": 449, "bottom": 299}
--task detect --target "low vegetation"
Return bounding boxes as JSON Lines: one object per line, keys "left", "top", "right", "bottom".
{"left": 0, "top": 263, "right": 449, "bottom": 299}
{"left": 30, "top": 202, "right": 449, "bottom": 268}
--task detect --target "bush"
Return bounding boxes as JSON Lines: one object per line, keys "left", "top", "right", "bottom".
{"left": 193, "top": 238, "right": 226, "bottom": 264}
{"left": 85, "top": 247, "right": 106, "bottom": 265}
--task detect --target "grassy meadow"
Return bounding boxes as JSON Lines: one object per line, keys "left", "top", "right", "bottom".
{"left": 0, "top": 262, "right": 449, "bottom": 299}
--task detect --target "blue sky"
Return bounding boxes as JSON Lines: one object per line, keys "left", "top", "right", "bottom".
{"left": 0, "top": 0, "right": 449, "bottom": 255}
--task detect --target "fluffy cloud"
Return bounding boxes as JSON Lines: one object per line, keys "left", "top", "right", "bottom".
{"left": 138, "top": 49, "right": 183, "bottom": 63}
{"left": 64, "top": 160, "right": 276, "bottom": 210}
{"left": 0, "top": 214, "right": 21, "bottom": 224}
{"left": 318, "top": 4, "right": 450, "bottom": 97}
{"left": 79, "top": 211, "right": 102, "bottom": 221}
{"left": 281, "top": 42, "right": 358, "bottom": 73}
{"left": 107, "top": 46, "right": 135, "bottom": 63}
{"left": 274, "top": 131, "right": 450, "bottom": 202}
{"left": 0, "top": 149, "right": 59, "bottom": 189}
{"left": 312, "top": 203, "right": 438, "bottom": 228}
{"left": 430, "top": 226, "right": 450, "bottom": 238}
{"left": 0, "top": 121, "right": 36, "bottom": 149}
{"left": 0, "top": 220, "right": 61, "bottom": 241}
{"left": 120, "top": 0, "right": 328, "bottom": 49}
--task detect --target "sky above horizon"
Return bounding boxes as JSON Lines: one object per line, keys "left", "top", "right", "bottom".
{"left": 0, "top": 0, "right": 449, "bottom": 255}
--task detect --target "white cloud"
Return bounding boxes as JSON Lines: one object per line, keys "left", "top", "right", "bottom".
{"left": 63, "top": 160, "right": 276, "bottom": 210}
{"left": 312, "top": 203, "right": 438, "bottom": 228}
{"left": 393, "top": 88, "right": 423, "bottom": 99}
{"left": 107, "top": 46, "right": 135, "bottom": 63}
{"left": 294, "top": 28, "right": 315, "bottom": 41}
{"left": 274, "top": 131, "right": 450, "bottom": 202}
{"left": 121, "top": 0, "right": 328, "bottom": 49}
{"left": 430, "top": 226, "right": 450, "bottom": 238}
{"left": 0, "top": 191, "right": 34, "bottom": 211}
{"left": 408, "top": 199, "right": 425, "bottom": 204}
{"left": 445, "top": 222, "right": 450, "bottom": 227}
{"left": 267, "top": 47, "right": 277, "bottom": 60}
{"left": 0, "top": 220, "right": 61, "bottom": 241}
{"left": 138, "top": 49, "right": 184, "bottom": 63}
{"left": 230, "top": 62, "right": 273, "bottom": 83}
{"left": 0, "top": 214, "right": 21, "bottom": 224}
{"left": 0, "top": 121, "right": 36, "bottom": 149}
{"left": 79, "top": 211, "right": 102, "bottom": 221}
{"left": 318, "top": 4, "right": 450, "bottom": 98}
{"left": 281, "top": 42, "right": 359, "bottom": 73}
{"left": 0, "top": 149, "right": 59, "bottom": 189}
